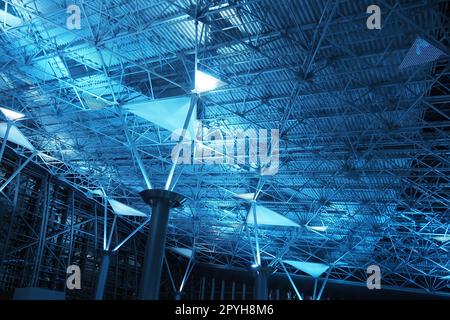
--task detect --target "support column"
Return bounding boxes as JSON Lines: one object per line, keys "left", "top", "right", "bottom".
{"left": 31, "top": 174, "right": 50, "bottom": 287}
{"left": 139, "top": 189, "right": 185, "bottom": 300}
{"left": 95, "top": 252, "right": 111, "bottom": 300}
{"left": 253, "top": 267, "right": 271, "bottom": 300}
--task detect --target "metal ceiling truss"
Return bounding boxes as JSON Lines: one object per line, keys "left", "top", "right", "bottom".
{"left": 0, "top": 0, "right": 449, "bottom": 297}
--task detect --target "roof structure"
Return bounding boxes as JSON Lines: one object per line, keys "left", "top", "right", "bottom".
{"left": 0, "top": 0, "right": 449, "bottom": 296}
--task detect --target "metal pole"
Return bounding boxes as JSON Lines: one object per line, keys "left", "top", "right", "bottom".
{"left": 316, "top": 268, "right": 332, "bottom": 300}
{"left": 254, "top": 269, "right": 268, "bottom": 300}
{"left": 139, "top": 189, "right": 185, "bottom": 300}
{"left": 179, "top": 255, "right": 195, "bottom": 292}
{"left": 119, "top": 109, "right": 152, "bottom": 189}
{"left": 200, "top": 276, "right": 205, "bottom": 300}
{"left": 313, "top": 278, "right": 318, "bottom": 300}
{"left": 0, "top": 121, "right": 12, "bottom": 162}
{"left": 220, "top": 279, "right": 225, "bottom": 300}
{"left": 252, "top": 202, "right": 261, "bottom": 266}
{"left": 112, "top": 217, "right": 151, "bottom": 252}
{"left": 280, "top": 261, "right": 303, "bottom": 300}
{"left": 139, "top": 196, "right": 171, "bottom": 299}
{"left": 231, "top": 281, "right": 236, "bottom": 300}
{"left": 210, "top": 278, "right": 215, "bottom": 300}
{"left": 31, "top": 174, "right": 49, "bottom": 286}
{"left": 95, "top": 252, "right": 111, "bottom": 300}
{"left": 165, "top": 95, "right": 197, "bottom": 190}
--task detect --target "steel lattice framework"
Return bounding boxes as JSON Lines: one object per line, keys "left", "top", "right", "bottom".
{"left": 0, "top": 0, "right": 449, "bottom": 297}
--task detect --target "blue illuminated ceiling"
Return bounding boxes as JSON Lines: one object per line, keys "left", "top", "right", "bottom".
{"left": 0, "top": 0, "right": 449, "bottom": 296}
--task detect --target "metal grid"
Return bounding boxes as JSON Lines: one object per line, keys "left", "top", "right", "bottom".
{"left": 0, "top": 0, "right": 449, "bottom": 297}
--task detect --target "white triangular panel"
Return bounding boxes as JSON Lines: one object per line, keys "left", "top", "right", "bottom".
{"left": 0, "top": 123, "right": 35, "bottom": 150}
{"left": 307, "top": 225, "right": 328, "bottom": 232}
{"left": 38, "top": 152, "right": 59, "bottom": 163}
{"left": 124, "top": 96, "right": 197, "bottom": 139}
{"left": 247, "top": 204, "right": 300, "bottom": 227}
{"left": 194, "top": 70, "right": 226, "bottom": 93}
{"left": 0, "top": 107, "right": 25, "bottom": 121}
{"left": 91, "top": 189, "right": 105, "bottom": 197}
{"left": 284, "top": 260, "right": 329, "bottom": 278}
{"left": 433, "top": 235, "right": 450, "bottom": 242}
{"left": 400, "top": 37, "right": 448, "bottom": 69}
{"left": 170, "top": 247, "right": 193, "bottom": 258}
{"left": 235, "top": 193, "right": 255, "bottom": 201}
{"left": 108, "top": 199, "right": 147, "bottom": 217}
{"left": 0, "top": 9, "right": 22, "bottom": 27}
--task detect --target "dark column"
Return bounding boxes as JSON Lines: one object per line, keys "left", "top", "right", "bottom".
{"left": 95, "top": 252, "right": 111, "bottom": 300}
{"left": 253, "top": 266, "right": 271, "bottom": 300}
{"left": 139, "top": 189, "right": 185, "bottom": 300}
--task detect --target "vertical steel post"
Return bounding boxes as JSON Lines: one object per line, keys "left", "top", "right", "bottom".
{"left": 210, "top": 278, "right": 215, "bottom": 300}
{"left": 95, "top": 252, "right": 111, "bottom": 300}
{"left": 220, "top": 279, "right": 225, "bottom": 300}
{"left": 200, "top": 276, "right": 205, "bottom": 300}
{"left": 254, "top": 268, "right": 269, "bottom": 300}
{"left": 31, "top": 174, "right": 49, "bottom": 287}
{"left": 140, "top": 198, "right": 170, "bottom": 300}
{"left": 139, "top": 189, "right": 185, "bottom": 300}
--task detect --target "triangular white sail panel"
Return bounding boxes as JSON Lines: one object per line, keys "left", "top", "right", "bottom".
{"left": 433, "top": 235, "right": 450, "bottom": 242}
{"left": 400, "top": 37, "right": 448, "bottom": 69}
{"left": 38, "top": 152, "right": 59, "bottom": 163}
{"left": 247, "top": 204, "right": 300, "bottom": 227}
{"left": 0, "top": 107, "right": 25, "bottom": 121}
{"left": 0, "top": 8, "right": 22, "bottom": 28}
{"left": 91, "top": 189, "right": 105, "bottom": 197}
{"left": 283, "top": 260, "right": 329, "bottom": 278}
{"left": 123, "top": 96, "right": 197, "bottom": 139}
{"left": 235, "top": 193, "right": 255, "bottom": 201}
{"left": 194, "top": 70, "right": 226, "bottom": 93}
{"left": 0, "top": 123, "right": 35, "bottom": 151}
{"left": 307, "top": 225, "right": 328, "bottom": 232}
{"left": 108, "top": 199, "right": 147, "bottom": 217}
{"left": 170, "top": 247, "right": 193, "bottom": 258}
